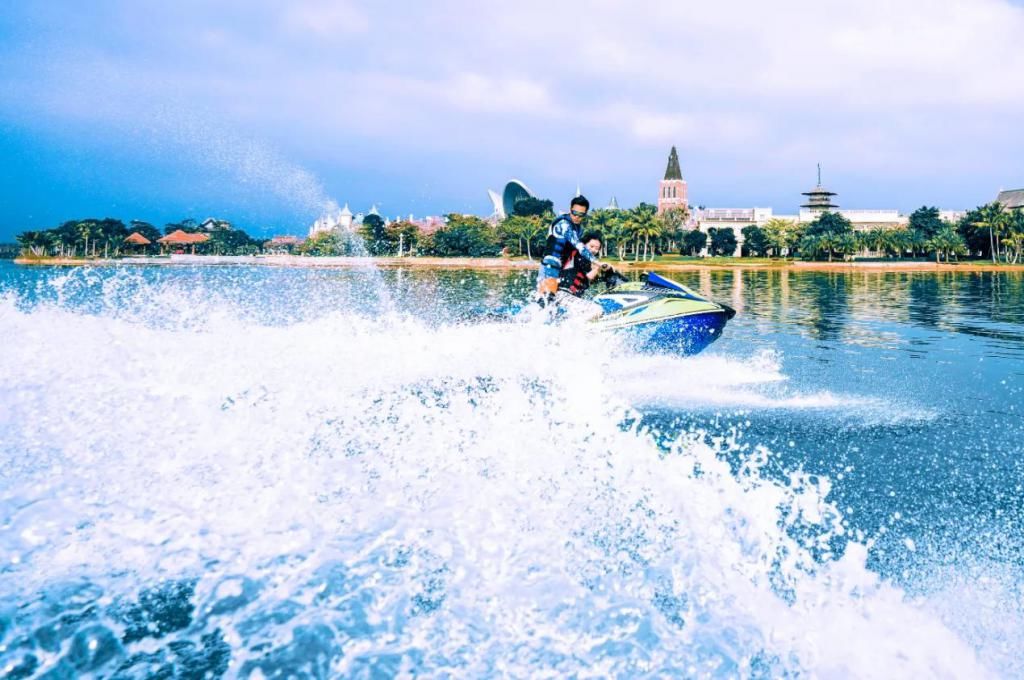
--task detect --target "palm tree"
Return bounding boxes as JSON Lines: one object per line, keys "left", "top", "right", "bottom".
{"left": 15, "top": 231, "right": 46, "bottom": 257}
{"left": 906, "top": 229, "right": 927, "bottom": 259}
{"left": 817, "top": 231, "right": 835, "bottom": 261}
{"left": 499, "top": 216, "right": 543, "bottom": 259}
{"left": 627, "top": 204, "right": 661, "bottom": 261}
{"left": 587, "top": 209, "right": 615, "bottom": 259}
{"left": 586, "top": 208, "right": 628, "bottom": 260}
{"left": 1004, "top": 209, "right": 1024, "bottom": 264}
{"left": 77, "top": 221, "right": 95, "bottom": 258}
{"left": 863, "top": 227, "right": 889, "bottom": 256}
{"left": 659, "top": 206, "right": 690, "bottom": 253}
{"left": 45, "top": 230, "right": 63, "bottom": 257}
{"left": 926, "top": 226, "right": 967, "bottom": 263}
{"left": 972, "top": 202, "right": 1007, "bottom": 263}
{"left": 1004, "top": 233, "right": 1024, "bottom": 264}
{"left": 762, "top": 218, "right": 797, "bottom": 257}
{"left": 884, "top": 228, "right": 910, "bottom": 259}
{"left": 805, "top": 230, "right": 844, "bottom": 262}
{"left": 798, "top": 233, "right": 821, "bottom": 260}
{"left": 1000, "top": 210, "right": 1024, "bottom": 264}
{"left": 837, "top": 232, "right": 859, "bottom": 261}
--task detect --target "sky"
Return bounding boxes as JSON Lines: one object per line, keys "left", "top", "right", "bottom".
{"left": 1, "top": 0, "right": 1023, "bottom": 240}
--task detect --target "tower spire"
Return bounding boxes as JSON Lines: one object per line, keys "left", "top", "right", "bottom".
{"left": 657, "top": 146, "right": 688, "bottom": 215}
{"left": 817, "top": 162, "right": 822, "bottom": 187}
{"left": 664, "top": 146, "right": 682, "bottom": 180}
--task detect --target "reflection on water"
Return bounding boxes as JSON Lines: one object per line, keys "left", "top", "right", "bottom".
{"left": 642, "top": 268, "right": 1024, "bottom": 356}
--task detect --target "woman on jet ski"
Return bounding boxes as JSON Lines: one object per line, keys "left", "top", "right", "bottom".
{"left": 560, "top": 231, "right": 610, "bottom": 297}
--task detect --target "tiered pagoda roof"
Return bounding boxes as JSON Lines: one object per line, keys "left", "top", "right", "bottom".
{"left": 801, "top": 164, "right": 839, "bottom": 210}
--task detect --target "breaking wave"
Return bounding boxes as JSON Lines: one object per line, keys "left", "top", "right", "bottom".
{"left": 0, "top": 267, "right": 1008, "bottom": 677}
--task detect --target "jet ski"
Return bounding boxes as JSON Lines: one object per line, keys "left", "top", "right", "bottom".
{"left": 489, "top": 271, "right": 735, "bottom": 356}
{"left": 589, "top": 271, "right": 735, "bottom": 355}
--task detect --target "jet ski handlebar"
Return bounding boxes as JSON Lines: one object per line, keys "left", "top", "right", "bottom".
{"left": 597, "top": 264, "right": 628, "bottom": 287}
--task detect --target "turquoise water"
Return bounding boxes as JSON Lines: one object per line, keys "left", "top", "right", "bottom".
{"left": 1, "top": 261, "right": 1022, "bottom": 677}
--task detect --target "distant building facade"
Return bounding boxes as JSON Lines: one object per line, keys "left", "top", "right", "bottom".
{"left": 265, "top": 235, "right": 301, "bottom": 253}
{"left": 687, "top": 164, "right": 960, "bottom": 255}
{"left": 695, "top": 207, "right": 789, "bottom": 257}
{"left": 308, "top": 203, "right": 354, "bottom": 237}
{"left": 198, "top": 217, "right": 232, "bottom": 231}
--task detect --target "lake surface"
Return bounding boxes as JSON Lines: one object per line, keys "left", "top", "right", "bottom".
{"left": 1, "top": 261, "right": 1022, "bottom": 677}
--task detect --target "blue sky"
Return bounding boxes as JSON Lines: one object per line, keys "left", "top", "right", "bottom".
{"left": 1, "top": 0, "right": 1023, "bottom": 240}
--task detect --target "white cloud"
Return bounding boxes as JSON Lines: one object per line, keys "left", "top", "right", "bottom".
{"left": 282, "top": 1, "right": 369, "bottom": 37}
{"left": 4, "top": 0, "right": 1023, "bottom": 216}
{"left": 482, "top": 0, "right": 1024, "bottom": 109}
{"left": 441, "top": 73, "right": 555, "bottom": 114}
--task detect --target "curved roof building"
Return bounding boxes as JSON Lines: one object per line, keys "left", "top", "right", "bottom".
{"left": 488, "top": 179, "right": 536, "bottom": 219}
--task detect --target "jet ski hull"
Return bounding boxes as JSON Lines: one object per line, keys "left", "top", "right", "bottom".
{"left": 589, "top": 272, "right": 735, "bottom": 355}
{"left": 595, "top": 309, "right": 731, "bottom": 354}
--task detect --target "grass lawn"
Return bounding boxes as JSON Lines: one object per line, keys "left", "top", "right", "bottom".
{"left": 626, "top": 255, "right": 794, "bottom": 266}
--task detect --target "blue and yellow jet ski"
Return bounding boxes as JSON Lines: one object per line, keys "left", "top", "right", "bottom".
{"left": 589, "top": 272, "right": 735, "bottom": 355}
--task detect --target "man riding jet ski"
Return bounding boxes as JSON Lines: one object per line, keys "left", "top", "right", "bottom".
{"left": 519, "top": 193, "right": 734, "bottom": 354}
{"left": 536, "top": 195, "right": 599, "bottom": 302}
{"left": 546, "top": 227, "right": 734, "bottom": 354}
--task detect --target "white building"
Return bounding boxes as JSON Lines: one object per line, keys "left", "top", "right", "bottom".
{"left": 695, "top": 206, "right": 913, "bottom": 256}
{"left": 696, "top": 207, "right": 796, "bottom": 256}
{"left": 308, "top": 203, "right": 355, "bottom": 237}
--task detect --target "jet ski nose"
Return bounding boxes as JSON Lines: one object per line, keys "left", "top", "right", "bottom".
{"left": 720, "top": 303, "right": 737, "bottom": 320}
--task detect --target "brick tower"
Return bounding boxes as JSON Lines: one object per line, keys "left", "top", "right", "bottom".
{"left": 657, "top": 146, "right": 688, "bottom": 215}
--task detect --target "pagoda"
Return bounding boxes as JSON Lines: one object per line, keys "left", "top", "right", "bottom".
{"left": 801, "top": 164, "right": 839, "bottom": 212}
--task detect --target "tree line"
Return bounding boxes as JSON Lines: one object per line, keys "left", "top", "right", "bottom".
{"left": 15, "top": 200, "right": 1024, "bottom": 263}
{"left": 330, "top": 200, "right": 1024, "bottom": 263}
{"left": 316, "top": 199, "right": 1023, "bottom": 263}
{"left": 783, "top": 204, "right": 1024, "bottom": 263}
{"left": 16, "top": 218, "right": 265, "bottom": 257}
{"left": 291, "top": 199, "right": 703, "bottom": 260}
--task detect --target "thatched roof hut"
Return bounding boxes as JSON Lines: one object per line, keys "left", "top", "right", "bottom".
{"left": 158, "top": 229, "right": 210, "bottom": 245}
{"left": 158, "top": 229, "right": 210, "bottom": 253}
{"left": 124, "top": 232, "right": 151, "bottom": 245}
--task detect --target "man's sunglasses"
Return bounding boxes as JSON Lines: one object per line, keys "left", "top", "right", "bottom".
{"left": 570, "top": 209, "right": 588, "bottom": 218}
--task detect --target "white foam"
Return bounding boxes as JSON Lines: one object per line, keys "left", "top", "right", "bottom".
{"left": 608, "top": 349, "right": 938, "bottom": 424}
{"left": 0, "top": 276, "right": 1003, "bottom": 677}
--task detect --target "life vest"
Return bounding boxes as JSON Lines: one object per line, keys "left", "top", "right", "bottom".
{"left": 541, "top": 214, "right": 580, "bottom": 269}
{"left": 559, "top": 252, "right": 593, "bottom": 297}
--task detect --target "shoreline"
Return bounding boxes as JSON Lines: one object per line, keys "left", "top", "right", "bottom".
{"left": 11, "top": 254, "right": 1024, "bottom": 273}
